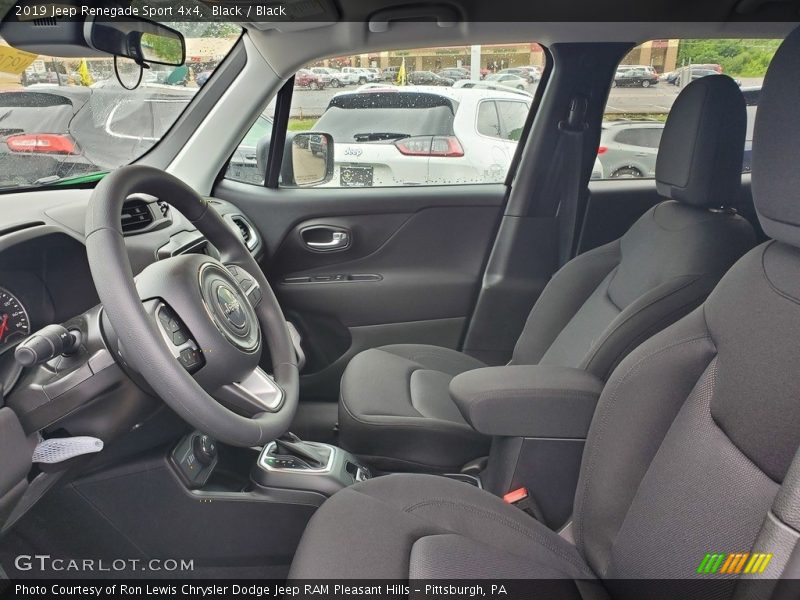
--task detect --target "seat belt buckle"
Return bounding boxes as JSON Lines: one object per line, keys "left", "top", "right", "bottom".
{"left": 503, "top": 487, "right": 544, "bottom": 521}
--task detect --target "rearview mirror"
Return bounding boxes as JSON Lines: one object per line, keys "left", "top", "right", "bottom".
{"left": 89, "top": 17, "right": 185, "bottom": 66}
{"left": 290, "top": 133, "right": 334, "bottom": 187}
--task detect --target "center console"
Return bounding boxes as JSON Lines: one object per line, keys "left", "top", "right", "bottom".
{"left": 251, "top": 435, "right": 372, "bottom": 496}
{"left": 449, "top": 364, "right": 604, "bottom": 528}
{"left": 170, "top": 430, "right": 372, "bottom": 499}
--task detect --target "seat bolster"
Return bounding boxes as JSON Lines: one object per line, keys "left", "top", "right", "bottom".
{"left": 580, "top": 273, "right": 717, "bottom": 379}
{"left": 512, "top": 241, "right": 621, "bottom": 366}
{"left": 290, "top": 474, "right": 594, "bottom": 580}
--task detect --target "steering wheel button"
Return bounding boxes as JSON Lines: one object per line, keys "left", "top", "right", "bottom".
{"left": 179, "top": 347, "right": 203, "bottom": 370}
{"left": 248, "top": 286, "right": 263, "bottom": 305}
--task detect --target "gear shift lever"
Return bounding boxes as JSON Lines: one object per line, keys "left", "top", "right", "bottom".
{"left": 270, "top": 432, "right": 329, "bottom": 469}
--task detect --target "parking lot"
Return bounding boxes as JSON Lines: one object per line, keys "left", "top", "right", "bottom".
{"left": 291, "top": 76, "right": 764, "bottom": 118}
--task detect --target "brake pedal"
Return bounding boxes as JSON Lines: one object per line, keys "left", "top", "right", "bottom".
{"left": 32, "top": 436, "right": 103, "bottom": 464}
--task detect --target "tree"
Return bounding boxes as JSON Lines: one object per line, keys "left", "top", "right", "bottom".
{"left": 170, "top": 22, "right": 240, "bottom": 38}
{"left": 676, "top": 39, "right": 780, "bottom": 76}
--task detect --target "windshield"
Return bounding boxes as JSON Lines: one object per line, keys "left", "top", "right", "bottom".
{"left": 0, "top": 21, "right": 240, "bottom": 191}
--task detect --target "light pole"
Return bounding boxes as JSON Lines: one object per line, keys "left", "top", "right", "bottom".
{"left": 470, "top": 45, "right": 481, "bottom": 80}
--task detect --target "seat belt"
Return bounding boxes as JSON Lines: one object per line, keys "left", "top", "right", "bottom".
{"left": 556, "top": 95, "right": 589, "bottom": 268}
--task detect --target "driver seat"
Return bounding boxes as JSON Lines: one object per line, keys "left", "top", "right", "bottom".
{"left": 338, "top": 70, "right": 755, "bottom": 472}
{"left": 290, "top": 27, "right": 800, "bottom": 589}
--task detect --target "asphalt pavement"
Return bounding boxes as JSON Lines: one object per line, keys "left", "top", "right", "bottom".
{"left": 290, "top": 77, "right": 764, "bottom": 119}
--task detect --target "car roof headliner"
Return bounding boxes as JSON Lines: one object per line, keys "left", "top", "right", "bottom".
{"left": 244, "top": 0, "right": 796, "bottom": 77}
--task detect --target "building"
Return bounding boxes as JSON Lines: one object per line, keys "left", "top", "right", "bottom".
{"left": 619, "top": 39, "right": 680, "bottom": 73}
{"left": 323, "top": 43, "right": 545, "bottom": 72}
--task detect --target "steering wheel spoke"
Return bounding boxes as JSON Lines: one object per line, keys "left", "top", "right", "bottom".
{"left": 142, "top": 299, "right": 205, "bottom": 374}
{"left": 214, "top": 367, "right": 285, "bottom": 416}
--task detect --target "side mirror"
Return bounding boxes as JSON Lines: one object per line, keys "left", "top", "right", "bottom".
{"left": 288, "top": 133, "right": 334, "bottom": 187}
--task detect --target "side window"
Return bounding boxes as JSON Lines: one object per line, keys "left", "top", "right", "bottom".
{"left": 223, "top": 109, "right": 274, "bottom": 185}
{"left": 615, "top": 129, "right": 643, "bottom": 146}
{"left": 639, "top": 128, "right": 663, "bottom": 149}
{"left": 477, "top": 101, "right": 501, "bottom": 138}
{"left": 496, "top": 100, "right": 529, "bottom": 141}
{"left": 222, "top": 42, "right": 546, "bottom": 188}
{"left": 601, "top": 38, "right": 779, "bottom": 179}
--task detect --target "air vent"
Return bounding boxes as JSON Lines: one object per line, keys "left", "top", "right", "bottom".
{"left": 231, "top": 215, "right": 257, "bottom": 251}
{"left": 121, "top": 200, "right": 154, "bottom": 233}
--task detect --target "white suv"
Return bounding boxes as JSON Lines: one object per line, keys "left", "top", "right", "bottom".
{"left": 341, "top": 67, "right": 377, "bottom": 84}
{"left": 308, "top": 86, "right": 531, "bottom": 187}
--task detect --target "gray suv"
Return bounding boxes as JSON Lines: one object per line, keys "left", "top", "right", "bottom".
{"left": 597, "top": 120, "right": 664, "bottom": 178}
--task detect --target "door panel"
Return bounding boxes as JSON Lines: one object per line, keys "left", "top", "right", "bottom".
{"left": 275, "top": 206, "right": 501, "bottom": 326}
{"left": 212, "top": 181, "right": 505, "bottom": 401}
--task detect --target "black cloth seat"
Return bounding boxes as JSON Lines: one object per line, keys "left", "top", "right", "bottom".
{"left": 291, "top": 27, "right": 800, "bottom": 590}
{"left": 339, "top": 74, "right": 755, "bottom": 471}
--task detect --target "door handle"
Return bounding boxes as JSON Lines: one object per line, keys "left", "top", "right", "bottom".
{"left": 300, "top": 226, "right": 351, "bottom": 252}
{"left": 307, "top": 231, "right": 348, "bottom": 248}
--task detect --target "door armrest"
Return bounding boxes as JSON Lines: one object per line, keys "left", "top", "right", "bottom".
{"left": 449, "top": 365, "right": 603, "bottom": 438}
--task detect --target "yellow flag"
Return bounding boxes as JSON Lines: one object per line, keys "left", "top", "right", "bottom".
{"left": 0, "top": 45, "right": 37, "bottom": 75}
{"left": 397, "top": 57, "right": 406, "bottom": 86}
{"left": 78, "top": 59, "right": 93, "bottom": 86}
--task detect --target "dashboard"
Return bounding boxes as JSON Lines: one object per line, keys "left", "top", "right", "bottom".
{"left": 0, "top": 186, "right": 262, "bottom": 405}
{"left": 0, "top": 185, "right": 263, "bottom": 534}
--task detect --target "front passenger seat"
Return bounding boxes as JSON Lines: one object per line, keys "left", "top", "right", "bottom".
{"left": 290, "top": 27, "right": 800, "bottom": 586}
{"left": 338, "top": 75, "right": 756, "bottom": 472}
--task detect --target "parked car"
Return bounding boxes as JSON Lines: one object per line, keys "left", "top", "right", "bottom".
{"left": 407, "top": 71, "right": 454, "bottom": 86}
{"left": 597, "top": 120, "right": 665, "bottom": 178}
{"left": 311, "top": 67, "right": 354, "bottom": 87}
{"left": 294, "top": 68, "right": 327, "bottom": 89}
{"left": 437, "top": 68, "right": 471, "bottom": 81}
{"left": 0, "top": 85, "right": 194, "bottom": 188}
{"left": 497, "top": 67, "right": 539, "bottom": 83}
{"left": 484, "top": 72, "right": 529, "bottom": 90}
{"left": 452, "top": 78, "right": 533, "bottom": 97}
{"left": 341, "top": 67, "right": 377, "bottom": 84}
{"left": 672, "top": 68, "right": 741, "bottom": 86}
{"left": 518, "top": 65, "right": 543, "bottom": 81}
{"left": 225, "top": 112, "right": 274, "bottom": 184}
{"left": 195, "top": 70, "right": 213, "bottom": 86}
{"left": 614, "top": 67, "right": 659, "bottom": 87}
{"left": 307, "top": 86, "right": 531, "bottom": 186}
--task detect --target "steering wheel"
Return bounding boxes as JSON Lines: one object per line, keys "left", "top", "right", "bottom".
{"left": 85, "top": 165, "right": 298, "bottom": 446}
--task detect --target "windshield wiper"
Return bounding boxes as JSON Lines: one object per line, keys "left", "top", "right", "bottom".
{"left": 353, "top": 132, "right": 409, "bottom": 142}
{"left": 38, "top": 172, "right": 108, "bottom": 186}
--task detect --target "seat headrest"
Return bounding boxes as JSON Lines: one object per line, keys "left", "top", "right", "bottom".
{"left": 752, "top": 26, "right": 800, "bottom": 247}
{"left": 655, "top": 75, "right": 746, "bottom": 209}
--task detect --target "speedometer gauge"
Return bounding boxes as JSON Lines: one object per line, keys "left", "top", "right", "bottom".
{"left": 0, "top": 287, "right": 30, "bottom": 354}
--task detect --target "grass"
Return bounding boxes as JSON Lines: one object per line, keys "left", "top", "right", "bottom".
{"left": 288, "top": 117, "right": 319, "bottom": 131}
{"left": 603, "top": 112, "right": 669, "bottom": 122}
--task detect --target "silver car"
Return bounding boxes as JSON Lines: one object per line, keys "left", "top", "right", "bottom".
{"left": 597, "top": 120, "right": 664, "bottom": 178}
